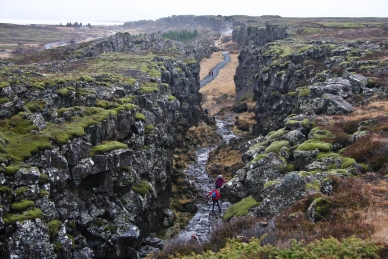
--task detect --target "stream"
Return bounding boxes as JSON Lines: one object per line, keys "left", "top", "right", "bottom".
{"left": 176, "top": 118, "right": 236, "bottom": 243}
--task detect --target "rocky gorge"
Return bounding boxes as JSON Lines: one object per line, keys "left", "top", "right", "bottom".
{"left": 0, "top": 32, "right": 216, "bottom": 258}
{"left": 0, "top": 15, "right": 388, "bottom": 259}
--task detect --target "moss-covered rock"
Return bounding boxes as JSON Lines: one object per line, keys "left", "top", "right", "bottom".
{"left": 222, "top": 196, "right": 259, "bottom": 221}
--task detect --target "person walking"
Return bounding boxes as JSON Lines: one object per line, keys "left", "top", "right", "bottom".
{"left": 207, "top": 189, "right": 222, "bottom": 213}
{"left": 211, "top": 71, "right": 214, "bottom": 77}
{"left": 215, "top": 175, "right": 225, "bottom": 189}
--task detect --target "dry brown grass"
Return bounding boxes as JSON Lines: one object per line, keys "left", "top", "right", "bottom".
{"left": 199, "top": 52, "right": 225, "bottom": 80}
{"left": 199, "top": 52, "right": 239, "bottom": 115}
{"left": 362, "top": 180, "right": 388, "bottom": 244}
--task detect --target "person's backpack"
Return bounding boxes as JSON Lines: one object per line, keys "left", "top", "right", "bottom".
{"left": 211, "top": 191, "right": 217, "bottom": 199}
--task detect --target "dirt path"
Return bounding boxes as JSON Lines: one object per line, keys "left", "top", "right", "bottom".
{"left": 199, "top": 52, "right": 239, "bottom": 115}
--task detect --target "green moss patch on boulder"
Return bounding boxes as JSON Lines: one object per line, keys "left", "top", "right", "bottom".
{"left": 3, "top": 208, "right": 44, "bottom": 225}
{"left": 131, "top": 181, "right": 154, "bottom": 196}
{"left": 47, "top": 219, "right": 62, "bottom": 239}
{"left": 90, "top": 141, "right": 128, "bottom": 156}
{"left": 222, "top": 196, "right": 259, "bottom": 221}
{"left": 265, "top": 140, "right": 290, "bottom": 154}
{"left": 297, "top": 139, "right": 332, "bottom": 152}
{"left": 11, "top": 200, "right": 35, "bottom": 212}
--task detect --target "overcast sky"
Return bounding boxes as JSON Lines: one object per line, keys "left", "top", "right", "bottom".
{"left": 0, "top": 0, "right": 387, "bottom": 25}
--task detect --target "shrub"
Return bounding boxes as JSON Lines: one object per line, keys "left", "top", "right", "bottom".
{"left": 276, "top": 177, "right": 374, "bottom": 243}
{"left": 174, "top": 235, "right": 382, "bottom": 259}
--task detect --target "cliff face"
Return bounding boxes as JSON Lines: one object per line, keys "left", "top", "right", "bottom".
{"left": 222, "top": 20, "right": 388, "bottom": 220}
{"left": 233, "top": 24, "right": 388, "bottom": 135}
{"left": 0, "top": 32, "right": 209, "bottom": 258}
{"left": 233, "top": 24, "right": 289, "bottom": 100}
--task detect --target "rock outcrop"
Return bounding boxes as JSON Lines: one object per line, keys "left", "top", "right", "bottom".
{"left": 0, "top": 32, "right": 211, "bottom": 258}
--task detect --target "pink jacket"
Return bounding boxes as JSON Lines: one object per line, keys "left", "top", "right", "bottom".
{"left": 215, "top": 178, "right": 225, "bottom": 188}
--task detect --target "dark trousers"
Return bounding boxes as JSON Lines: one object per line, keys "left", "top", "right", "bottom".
{"left": 212, "top": 199, "right": 221, "bottom": 211}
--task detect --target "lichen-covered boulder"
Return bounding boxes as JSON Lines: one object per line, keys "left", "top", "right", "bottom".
{"left": 6, "top": 219, "right": 56, "bottom": 259}
{"left": 285, "top": 130, "right": 306, "bottom": 146}
{"left": 254, "top": 172, "right": 306, "bottom": 217}
{"left": 221, "top": 177, "right": 248, "bottom": 202}
{"left": 244, "top": 152, "right": 287, "bottom": 201}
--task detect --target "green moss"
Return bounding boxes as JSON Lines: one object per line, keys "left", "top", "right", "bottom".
{"left": 58, "top": 87, "right": 75, "bottom": 97}
{"left": 286, "top": 92, "right": 297, "bottom": 97}
{"left": 298, "top": 87, "right": 310, "bottom": 97}
{"left": 25, "top": 100, "right": 45, "bottom": 112}
{"left": 0, "top": 97, "right": 11, "bottom": 104}
{"left": 0, "top": 185, "right": 12, "bottom": 194}
{"left": 53, "top": 242, "right": 63, "bottom": 252}
{"left": 297, "top": 45, "right": 314, "bottom": 53}
{"left": 297, "top": 139, "right": 332, "bottom": 152}
{"left": 287, "top": 163, "right": 295, "bottom": 172}
{"left": 3, "top": 208, "right": 43, "bottom": 225}
{"left": 306, "top": 180, "right": 321, "bottom": 191}
{"left": 104, "top": 225, "right": 118, "bottom": 233}
{"left": 167, "top": 95, "right": 177, "bottom": 101}
{"left": 327, "top": 169, "right": 349, "bottom": 175}
{"left": 90, "top": 141, "right": 127, "bottom": 156}
{"left": 39, "top": 173, "right": 49, "bottom": 185}
{"left": 222, "top": 196, "right": 259, "bottom": 221}
{"left": 0, "top": 81, "right": 10, "bottom": 88}
{"left": 66, "top": 234, "right": 75, "bottom": 250}
{"left": 313, "top": 198, "right": 331, "bottom": 219}
{"left": 266, "top": 128, "right": 286, "bottom": 142}
{"left": 301, "top": 118, "right": 310, "bottom": 128}
{"left": 14, "top": 186, "right": 30, "bottom": 196}
{"left": 250, "top": 153, "right": 269, "bottom": 164}
{"left": 263, "top": 179, "right": 281, "bottom": 188}
{"left": 131, "top": 181, "right": 153, "bottom": 196}
{"left": 135, "top": 112, "right": 146, "bottom": 122}
{"left": 341, "top": 157, "right": 356, "bottom": 169}
{"left": 309, "top": 127, "right": 334, "bottom": 140}
{"left": 262, "top": 67, "right": 270, "bottom": 73}
{"left": 240, "top": 94, "right": 254, "bottom": 102}
{"left": 47, "top": 220, "right": 62, "bottom": 239}
{"left": 11, "top": 200, "right": 35, "bottom": 212}
{"left": 317, "top": 152, "right": 341, "bottom": 160}
{"left": 145, "top": 124, "right": 154, "bottom": 134}
{"left": 265, "top": 140, "right": 290, "bottom": 154}
{"left": 140, "top": 82, "right": 158, "bottom": 93}
{"left": 5, "top": 164, "right": 25, "bottom": 175}
{"left": 94, "top": 218, "right": 103, "bottom": 226}
{"left": 39, "top": 190, "right": 50, "bottom": 198}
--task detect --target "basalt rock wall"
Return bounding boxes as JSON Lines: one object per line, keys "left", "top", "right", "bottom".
{"left": 0, "top": 33, "right": 209, "bottom": 258}
{"left": 233, "top": 24, "right": 289, "bottom": 100}
{"left": 233, "top": 23, "right": 388, "bottom": 135}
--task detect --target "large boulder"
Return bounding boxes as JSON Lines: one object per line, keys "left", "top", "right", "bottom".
{"left": 243, "top": 152, "right": 287, "bottom": 201}
{"left": 254, "top": 172, "right": 306, "bottom": 217}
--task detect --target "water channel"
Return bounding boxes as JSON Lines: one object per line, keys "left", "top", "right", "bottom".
{"left": 177, "top": 118, "right": 236, "bottom": 243}
{"left": 176, "top": 50, "right": 235, "bottom": 241}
